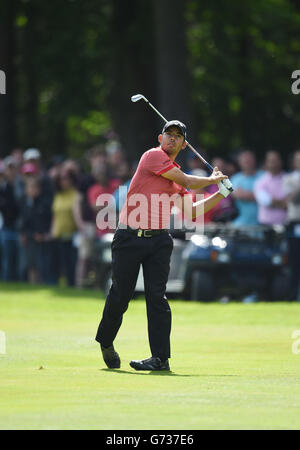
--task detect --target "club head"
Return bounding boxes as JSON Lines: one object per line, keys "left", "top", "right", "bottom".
{"left": 131, "top": 94, "right": 147, "bottom": 103}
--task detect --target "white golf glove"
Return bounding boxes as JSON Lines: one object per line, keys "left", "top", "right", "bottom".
{"left": 218, "top": 179, "right": 233, "bottom": 198}
{"left": 221, "top": 178, "right": 233, "bottom": 191}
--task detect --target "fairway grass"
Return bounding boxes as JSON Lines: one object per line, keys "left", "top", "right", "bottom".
{"left": 0, "top": 282, "right": 300, "bottom": 430}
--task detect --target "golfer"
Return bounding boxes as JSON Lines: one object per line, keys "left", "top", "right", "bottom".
{"left": 95, "top": 120, "right": 231, "bottom": 371}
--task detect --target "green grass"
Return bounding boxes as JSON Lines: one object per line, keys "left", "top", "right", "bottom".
{"left": 0, "top": 282, "right": 300, "bottom": 430}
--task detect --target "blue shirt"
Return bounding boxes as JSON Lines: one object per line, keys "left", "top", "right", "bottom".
{"left": 231, "top": 170, "right": 264, "bottom": 225}
{"left": 113, "top": 179, "right": 132, "bottom": 212}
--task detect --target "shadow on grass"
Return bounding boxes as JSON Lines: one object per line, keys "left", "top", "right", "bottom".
{"left": 101, "top": 369, "right": 238, "bottom": 377}
{"left": 101, "top": 368, "right": 192, "bottom": 377}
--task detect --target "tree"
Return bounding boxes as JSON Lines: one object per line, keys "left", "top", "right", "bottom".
{"left": 0, "top": 0, "right": 17, "bottom": 156}
{"left": 153, "top": 0, "right": 192, "bottom": 166}
{"left": 106, "top": 0, "right": 158, "bottom": 163}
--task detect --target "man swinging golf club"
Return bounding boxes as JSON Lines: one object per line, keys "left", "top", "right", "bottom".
{"left": 95, "top": 119, "right": 232, "bottom": 371}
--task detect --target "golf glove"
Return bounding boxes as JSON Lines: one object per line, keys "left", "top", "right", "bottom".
{"left": 218, "top": 179, "right": 233, "bottom": 198}
{"left": 221, "top": 178, "right": 233, "bottom": 191}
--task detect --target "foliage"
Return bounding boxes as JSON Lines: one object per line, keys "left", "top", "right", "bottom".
{"left": 1, "top": 0, "right": 300, "bottom": 161}
{"left": 186, "top": 0, "right": 300, "bottom": 159}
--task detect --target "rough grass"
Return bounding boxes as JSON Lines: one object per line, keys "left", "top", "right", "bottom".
{"left": 0, "top": 283, "right": 300, "bottom": 430}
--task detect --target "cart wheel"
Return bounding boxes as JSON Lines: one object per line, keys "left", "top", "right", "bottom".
{"left": 190, "top": 270, "right": 216, "bottom": 302}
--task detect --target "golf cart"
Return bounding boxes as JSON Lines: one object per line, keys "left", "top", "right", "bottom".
{"left": 181, "top": 223, "right": 289, "bottom": 301}
{"left": 96, "top": 223, "right": 289, "bottom": 302}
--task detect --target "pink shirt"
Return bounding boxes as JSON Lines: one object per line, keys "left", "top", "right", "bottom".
{"left": 119, "top": 147, "right": 188, "bottom": 229}
{"left": 254, "top": 172, "right": 287, "bottom": 225}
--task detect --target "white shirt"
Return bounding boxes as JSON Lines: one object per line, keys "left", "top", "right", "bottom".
{"left": 283, "top": 171, "right": 300, "bottom": 222}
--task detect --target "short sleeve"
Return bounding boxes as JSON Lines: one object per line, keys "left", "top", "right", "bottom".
{"left": 178, "top": 186, "right": 190, "bottom": 196}
{"left": 144, "top": 150, "right": 176, "bottom": 176}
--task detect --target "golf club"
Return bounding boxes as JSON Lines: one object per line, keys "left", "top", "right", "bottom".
{"left": 131, "top": 94, "right": 233, "bottom": 192}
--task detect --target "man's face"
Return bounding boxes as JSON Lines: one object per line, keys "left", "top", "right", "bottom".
{"left": 212, "top": 157, "right": 227, "bottom": 173}
{"left": 238, "top": 151, "right": 256, "bottom": 172}
{"left": 159, "top": 126, "right": 186, "bottom": 155}
{"left": 265, "top": 151, "right": 282, "bottom": 174}
{"left": 27, "top": 159, "right": 40, "bottom": 172}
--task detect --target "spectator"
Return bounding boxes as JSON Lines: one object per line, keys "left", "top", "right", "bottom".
{"left": 17, "top": 163, "right": 41, "bottom": 280}
{"left": 18, "top": 177, "right": 53, "bottom": 284}
{"left": 112, "top": 159, "right": 133, "bottom": 214}
{"left": 105, "top": 135, "right": 125, "bottom": 177}
{"left": 231, "top": 150, "right": 264, "bottom": 225}
{"left": 87, "top": 165, "right": 120, "bottom": 236}
{"left": 283, "top": 150, "right": 300, "bottom": 300}
{"left": 86, "top": 144, "right": 107, "bottom": 172}
{"left": 0, "top": 158, "right": 20, "bottom": 280}
{"left": 17, "top": 150, "right": 53, "bottom": 279}
{"left": 254, "top": 151, "right": 287, "bottom": 225}
{"left": 225, "top": 158, "right": 239, "bottom": 178}
{"left": 186, "top": 152, "right": 208, "bottom": 176}
{"left": 73, "top": 192, "right": 97, "bottom": 289}
{"left": 47, "top": 155, "right": 66, "bottom": 184}
{"left": 22, "top": 148, "right": 53, "bottom": 202}
{"left": 73, "top": 148, "right": 106, "bottom": 288}
{"left": 206, "top": 157, "right": 238, "bottom": 222}
{"left": 10, "top": 148, "right": 24, "bottom": 169}
{"left": 62, "top": 159, "right": 81, "bottom": 177}
{"left": 51, "top": 169, "right": 78, "bottom": 286}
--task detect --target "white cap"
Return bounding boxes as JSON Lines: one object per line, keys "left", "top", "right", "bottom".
{"left": 24, "top": 148, "right": 41, "bottom": 161}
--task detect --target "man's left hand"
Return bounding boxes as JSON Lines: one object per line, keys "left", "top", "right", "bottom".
{"left": 209, "top": 166, "right": 228, "bottom": 184}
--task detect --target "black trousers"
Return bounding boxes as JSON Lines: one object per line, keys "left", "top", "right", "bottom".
{"left": 95, "top": 228, "right": 173, "bottom": 361}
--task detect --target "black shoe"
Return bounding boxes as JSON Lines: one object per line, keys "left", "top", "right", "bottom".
{"left": 101, "top": 344, "right": 121, "bottom": 369}
{"left": 129, "top": 357, "right": 170, "bottom": 371}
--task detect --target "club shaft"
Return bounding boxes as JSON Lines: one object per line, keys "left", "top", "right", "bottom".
{"left": 147, "top": 101, "right": 214, "bottom": 173}
{"left": 146, "top": 100, "right": 168, "bottom": 123}
{"left": 185, "top": 142, "right": 214, "bottom": 173}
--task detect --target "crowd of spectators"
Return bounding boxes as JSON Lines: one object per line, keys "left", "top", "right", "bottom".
{"left": 0, "top": 142, "right": 300, "bottom": 299}
{"left": 0, "top": 143, "right": 131, "bottom": 288}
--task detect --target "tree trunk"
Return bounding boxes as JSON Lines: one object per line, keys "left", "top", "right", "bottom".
{"left": 153, "top": 0, "right": 192, "bottom": 166}
{"left": 0, "top": 0, "right": 17, "bottom": 156}
{"left": 107, "top": 0, "right": 158, "bottom": 164}
{"left": 23, "top": 0, "right": 38, "bottom": 147}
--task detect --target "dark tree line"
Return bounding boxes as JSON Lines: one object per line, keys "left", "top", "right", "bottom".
{"left": 0, "top": 0, "right": 300, "bottom": 164}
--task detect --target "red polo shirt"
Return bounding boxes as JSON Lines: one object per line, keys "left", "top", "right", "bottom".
{"left": 119, "top": 146, "right": 189, "bottom": 229}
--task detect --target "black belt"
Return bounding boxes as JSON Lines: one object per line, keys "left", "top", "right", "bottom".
{"left": 118, "top": 226, "right": 168, "bottom": 238}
